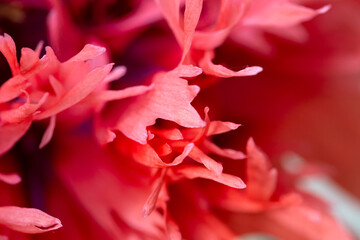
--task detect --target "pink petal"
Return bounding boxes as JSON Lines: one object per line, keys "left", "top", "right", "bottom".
{"left": 0, "top": 75, "right": 28, "bottom": 103}
{"left": 56, "top": 136, "right": 166, "bottom": 238}
{"left": 233, "top": 203, "right": 354, "bottom": 240}
{"left": 35, "top": 64, "right": 113, "bottom": 120}
{"left": 207, "top": 121, "right": 241, "bottom": 136}
{"left": 155, "top": 0, "right": 182, "bottom": 46}
{"left": 104, "top": 66, "right": 127, "bottom": 83}
{"left": 46, "top": 3, "right": 83, "bottom": 61}
{"left": 150, "top": 128, "right": 184, "bottom": 141}
{"left": 199, "top": 51, "right": 263, "bottom": 78}
{"left": 67, "top": 44, "right": 106, "bottom": 62}
{"left": 156, "top": 143, "right": 173, "bottom": 157}
{"left": 171, "top": 65, "right": 203, "bottom": 78}
{"left": 0, "top": 92, "right": 48, "bottom": 124}
{"left": 113, "top": 71, "right": 205, "bottom": 144}
{"left": 39, "top": 115, "right": 56, "bottom": 149}
{"left": 49, "top": 75, "right": 65, "bottom": 98}
{"left": 193, "top": 0, "right": 245, "bottom": 50}
{"left": 0, "top": 34, "right": 19, "bottom": 76}
{"left": 90, "top": 84, "right": 154, "bottom": 103}
{"left": 0, "top": 119, "right": 32, "bottom": 156}
{"left": 203, "top": 139, "right": 246, "bottom": 160}
{"left": 131, "top": 141, "right": 193, "bottom": 168}
{"left": 189, "top": 146, "right": 223, "bottom": 177}
{"left": 246, "top": 138, "right": 278, "bottom": 201}
{"left": 166, "top": 218, "right": 182, "bottom": 240}
{"left": 143, "top": 169, "right": 167, "bottom": 217}
{"left": 19, "top": 47, "right": 39, "bottom": 74}
{"left": 244, "top": 0, "right": 330, "bottom": 28}
{"left": 0, "top": 173, "right": 21, "bottom": 185}
{"left": 181, "top": 0, "right": 203, "bottom": 63}
{"left": 0, "top": 206, "right": 62, "bottom": 234}
{"left": 173, "top": 143, "right": 194, "bottom": 164}
{"left": 175, "top": 165, "right": 246, "bottom": 189}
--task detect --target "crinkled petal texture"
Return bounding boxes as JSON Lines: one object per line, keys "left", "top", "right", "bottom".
{"left": 0, "top": 206, "right": 62, "bottom": 234}
{"left": 0, "top": 34, "right": 129, "bottom": 154}
{"left": 156, "top": 0, "right": 262, "bottom": 77}
{"left": 100, "top": 68, "right": 205, "bottom": 144}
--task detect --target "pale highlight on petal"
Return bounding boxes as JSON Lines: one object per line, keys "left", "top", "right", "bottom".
{"left": 0, "top": 173, "right": 21, "bottom": 185}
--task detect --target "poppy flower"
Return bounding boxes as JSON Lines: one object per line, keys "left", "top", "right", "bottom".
{"left": 0, "top": 0, "right": 358, "bottom": 239}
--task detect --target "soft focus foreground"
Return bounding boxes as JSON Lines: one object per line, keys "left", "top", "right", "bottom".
{"left": 0, "top": 0, "right": 359, "bottom": 239}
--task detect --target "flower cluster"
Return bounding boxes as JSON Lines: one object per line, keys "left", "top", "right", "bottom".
{"left": 0, "top": 0, "right": 358, "bottom": 239}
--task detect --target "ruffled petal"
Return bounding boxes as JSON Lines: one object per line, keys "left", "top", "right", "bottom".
{"left": 112, "top": 71, "right": 205, "bottom": 144}
{"left": 35, "top": 64, "right": 113, "bottom": 120}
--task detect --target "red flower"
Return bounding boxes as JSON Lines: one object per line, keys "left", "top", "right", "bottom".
{"left": 0, "top": 0, "right": 357, "bottom": 239}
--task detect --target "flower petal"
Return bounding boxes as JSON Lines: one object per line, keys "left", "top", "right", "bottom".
{"left": 207, "top": 121, "right": 241, "bottom": 136}
{"left": 35, "top": 64, "right": 113, "bottom": 120}
{"left": 246, "top": 138, "right": 278, "bottom": 201}
{"left": 143, "top": 169, "right": 167, "bottom": 217}
{"left": 174, "top": 165, "right": 246, "bottom": 189}
{"left": 0, "top": 206, "right": 62, "bottom": 234}
{"left": 0, "top": 92, "right": 48, "bottom": 123}
{"left": 199, "top": 51, "right": 262, "bottom": 78}
{"left": 90, "top": 84, "right": 154, "bottom": 103}
{"left": 203, "top": 139, "right": 246, "bottom": 160}
{"left": 0, "top": 34, "right": 19, "bottom": 76}
{"left": 0, "top": 75, "right": 28, "bottom": 103}
{"left": 0, "top": 119, "right": 32, "bottom": 156}
{"left": 243, "top": 1, "right": 330, "bottom": 28}
{"left": 39, "top": 115, "right": 56, "bottom": 149}
{"left": 19, "top": 47, "right": 40, "bottom": 74}
{"left": 189, "top": 146, "right": 223, "bottom": 177}
{"left": 181, "top": 0, "right": 203, "bottom": 63}
{"left": 67, "top": 44, "right": 106, "bottom": 62}
{"left": 112, "top": 71, "right": 205, "bottom": 144}
{"left": 0, "top": 173, "right": 21, "bottom": 185}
